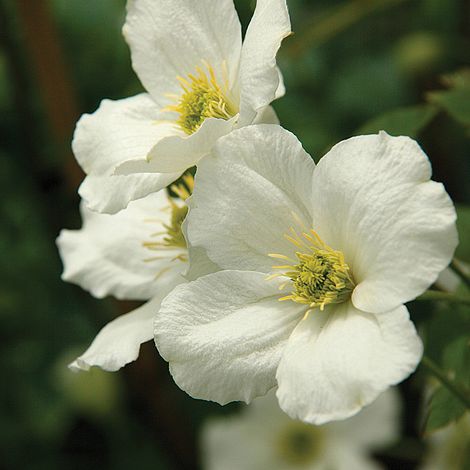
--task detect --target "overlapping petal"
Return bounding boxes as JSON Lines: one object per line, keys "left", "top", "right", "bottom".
{"left": 57, "top": 192, "right": 185, "bottom": 300}
{"left": 72, "top": 94, "right": 181, "bottom": 213}
{"left": 155, "top": 270, "right": 304, "bottom": 404}
{"left": 252, "top": 105, "right": 280, "bottom": 125}
{"left": 309, "top": 132, "right": 458, "bottom": 314}
{"left": 72, "top": 94, "right": 178, "bottom": 176}
{"left": 78, "top": 172, "right": 180, "bottom": 214}
{"left": 187, "top": 125, "right": 315, "bottom": 273}
{"left": 276, "top": 302, "right": 422, "bottom": 425}
{"left": 115, "top": 116, "right": 237, "bottom": 175}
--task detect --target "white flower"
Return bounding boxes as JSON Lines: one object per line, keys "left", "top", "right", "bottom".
{"left": 155, "top": 125, "right": 458, "bottom": 424}
{"left": 57, "top": 177, "right": 195, "bottom": 371}
{"left": 73, "top": 0, "right": 291, "bottom": 214}
{"left": 420, "top": 413, "right": 470, "bottom": 470}
{"left": 202, "top": 388, "right": 400, "bottom": 470}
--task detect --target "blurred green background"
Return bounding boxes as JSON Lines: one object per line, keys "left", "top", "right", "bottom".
{"left": 0, "top": 0, "right": 469, "bottom": 469}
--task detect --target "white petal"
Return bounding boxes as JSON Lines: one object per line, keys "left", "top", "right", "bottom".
{"left": 72, "top": 94, "right": 178, "bottom": 176}
{"left": 202, "top": 411, "right": 284, "bottom": 470}
{"left": 239, "top": 0, "right": 291, "bottom": 125}
{"left": 326, "top": 388, "right": 401, "bottom": 450}
{"left": 252, "top": 105, "right": 280, "bottom": 125}
{"left": 115, "top": 116, "right": 236, "bottom": 175}
{"left": 57, "top": 192, "right": 185, "bottom": 300}
{"left": 182, "top": 211, "right": 220, "bottom": 281}
{"left": 187, "top": 124, "right": 315, "bottom": 272}
{"left": 124, "top": 0, "right": 242, "bottom": 106}
{"left": 69, "top": 295, "right": 164, "bottom": 372}
{"left": 182, "top": 244, "right": 220, "bottom": 281}
{"left": 276, "top": 302, "right": 422, "bottom": 425}
{"left": 310, "top": 132, "right": 457, "bottom": 314}
{"left": 274, "top": 66, "right": 286, "bottom": 99}
{"left": 154, "top": 270, "right": 304, "bottom": 404}
{"left": 180, "top": 197, "right": 220, "bottom": 281}
{"left": 78, "top": 172, "right": 181, "bottom": 214}
{"left": 321, "top": 445, "right": 383, "bottom": 470}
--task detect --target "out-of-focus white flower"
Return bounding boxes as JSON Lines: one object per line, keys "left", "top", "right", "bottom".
{"left": 155, "top": 125, "right": 457, "bottom": 424}
{"left": 57, "top": 177, "right": 195, "bottom": 371}
{"left": 420, "top": 413, "right": 470, "bottom": 470}
{"left": 202, "top": 388, "right": 401, "bottom": 470}
{"left": 73, "top": 0, "right": 291, "bottom": 214}
{"left": 434, "top": 260, "right": 469, "bottom": 292}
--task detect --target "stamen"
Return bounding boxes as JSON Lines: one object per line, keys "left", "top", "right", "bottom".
{"left": 164, "top": 62, "right": 237, "bottom": 135}
{"left": 142, "top": 174, "right": 195, "bottom": 267}
{"left": 268, "top": 253, "right": 295, "bottom": 262}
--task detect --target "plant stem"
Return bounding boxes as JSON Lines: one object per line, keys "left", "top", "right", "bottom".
{"left": 421, "top": 356, "right": 470, "bottom": 409}
{"left": 415, "top": 290, "right": 470, "bottom": 306}
{"left": 450, "top": 259, "right": 470, "bottom": 290}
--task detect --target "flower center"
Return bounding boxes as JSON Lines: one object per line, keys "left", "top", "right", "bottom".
{"left": 166, "top": 63, "right": 237, "bottom": 135}
{"left": 143, "top": 174, "right": 194, "bottom": 263}
{"left": 162, "top": 201, "right": 188, "bottom": 249}
{"left": 270, "top": 229, "right": 355, "bottom": 310}
{"left": 276, "top": 421, "right": 324, "bottom": 466}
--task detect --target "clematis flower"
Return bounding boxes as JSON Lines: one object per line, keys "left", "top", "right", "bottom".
{"left": 202, "top": 388, "right": 400, "bottom": 470}
{"left": 155, "top": 125, "right": 458, "bottom": 424}
{"left": 73, "top": 0, "right": 291, "bottom": 214}
{"left": 57, "top": 177, "right": 195, "bottom": 371}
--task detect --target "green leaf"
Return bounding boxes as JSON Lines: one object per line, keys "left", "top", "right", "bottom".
{"left": 429, "top": 87, "right": 470, "bottom": 127}
{"left": 443, "top": 337, "right": 470, "bottom": 387}
{"left": 456, "top": 205, "right": 470, "bottom": 263}
{"left": 425, "top": 337, "right": 470, "bottom": 433}
{"left": 425, "top": 386, "right": 467, "bottom": 433}
{"left": 357, "top": 104, "right": 437, "bottom": 137}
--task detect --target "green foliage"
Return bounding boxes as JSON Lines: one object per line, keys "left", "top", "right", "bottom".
{"left": 456, "top": 205, "right": 470, "bottom": 262}
{"left": 428, "top": 71, "right": 470, "bottom": 129}
{"left": 425, "top": 386, "right": 467, "bottom": 433}
{"left": 357, "top": 104, "right": 437, "bottom": 137}
{"left": 425, "top": 337, "right": 470, "bottom": 433}
{"left": 429, "top": 86, "right": 470, "bottom": 128}
{"left": 423, "top": 206, "right": 470, "bottom": 434}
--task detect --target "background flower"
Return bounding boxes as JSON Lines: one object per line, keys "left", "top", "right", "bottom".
{"left": 202, "top": 388, "right": 401, "bottom": 470}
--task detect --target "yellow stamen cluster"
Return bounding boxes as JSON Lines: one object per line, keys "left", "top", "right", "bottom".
{"left": 143, "top": 174, "right": 194, "bottom": 263}
{"left": 269, "top": 229, "right": 355, "bottom": 311}
{"left": 166, "top": 63, "right": 237, "bottom": 135}
{"left": 161, "top": 201, "right": 188, "bottom": 249}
